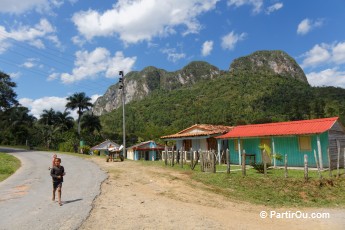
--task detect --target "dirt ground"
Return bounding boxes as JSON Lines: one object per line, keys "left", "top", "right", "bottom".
{"left": 79, "top": 159, "right": 344, "bottom": 230}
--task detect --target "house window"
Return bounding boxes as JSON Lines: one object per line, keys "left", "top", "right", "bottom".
{"left": 299, "top": 136, "right": 311, "bottom": 151}
{"left": 183, "top": 140, "right": 192, "bottom": 151}
{"left": 234, "top": 139, "right": 243, "bottom": 151}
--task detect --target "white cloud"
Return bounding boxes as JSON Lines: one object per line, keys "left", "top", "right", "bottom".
{"left": 332, "top": 42, "right": 345, "bottom": 64}
{"left": 0, "top": 0, "right": 77, "bottom": 14}
{"left": 0, "top": 0, "right": 48, "bottom": 14}
{"left": 301, "top": 41, "right": 345, "bottom": 68}
{"left": 19, "top": 96, "right": 71, "bottom": 119}
{"left": 19, "top": 93, "right": 98, "bottom": 119}
{"left": 227, "top": 0, "right": 263, "bottom": 14}
{"left": 297, "top": 18, "right": 323, "bottom": 35}
{"left": 306, "top": 68, "right": 345, "bottom": 88}
{"left": 265, "top": 2, "right": 283, "bottom": 15}
{"left": 0, "top": 18, "right": 60, "bottom": 52}
{"left": 201, "top": 40, "right": 213, "bottom": 56}
{"left": 9, "top": 72, "right": 22, "bottom": 79}
{"left": 160, "top": 48, "right": 186, "bottom": 63}
{"left": 221, "top": 31, "right": 247, "bottom": 50}
{"left": 301, "top": 44, "right": 331, "bottom": 68}
{"left": 72, "top": 0, "right": 219, "bottom": 44}
{"left": 56, "top": 48, "right": 136, "bottom": 84}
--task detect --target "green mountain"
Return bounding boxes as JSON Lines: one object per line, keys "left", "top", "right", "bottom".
{"left": 97, "top": 50, "right": 345, "bottom": 145}
{"left": 92, "top": 61, "right": 221, "bottom": 115}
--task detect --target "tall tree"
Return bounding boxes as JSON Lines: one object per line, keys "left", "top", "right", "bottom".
{"left": 55, "top": 111, "right": 74, "bottom": 132}
{"left": 81, "top": 114, "right": 102, "bottom": 133}
{"left": 65, "top": 92, "right": 93, "bottom": 137}
{"left": 0, "top": 71, "right": 18, "bottom": 111}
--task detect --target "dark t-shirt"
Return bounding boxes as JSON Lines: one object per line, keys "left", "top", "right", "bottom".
{"left": 50, "top": 165, "right": 65, "bottom": 182}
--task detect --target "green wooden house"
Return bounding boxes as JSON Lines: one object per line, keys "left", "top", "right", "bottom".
{"left": 217, "top": 117, "right": 345, "bottom": 169}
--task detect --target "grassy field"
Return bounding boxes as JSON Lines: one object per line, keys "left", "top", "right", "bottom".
{"left": 0, "top": 152, "right": 21, "bottom": 182}
{"left": 137, "top": 160, "right": 345, "bottom": 208}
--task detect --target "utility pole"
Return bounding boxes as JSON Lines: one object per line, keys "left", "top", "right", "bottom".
{"left": 119, "top": 71, "right": 126, "bottom": 158}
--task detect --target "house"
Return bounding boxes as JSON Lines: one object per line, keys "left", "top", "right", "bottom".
{"left": 160, "top": 124, "right": 233, "bottom": 162}
{"left": 127, "top": 141, "right": 165, "bottom": 161}
{"left": 216, "top": 117, "right": 345, "bottom": 169}
{"left": 90, "top": 140, "right": 121, "bottom": 155}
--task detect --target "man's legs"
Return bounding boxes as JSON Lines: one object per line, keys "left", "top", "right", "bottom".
{"left": 57, "top": 185, "right": 62, "bottom": 205}
{"left": 52, "top": 187, "right": 56, "bottom": 201}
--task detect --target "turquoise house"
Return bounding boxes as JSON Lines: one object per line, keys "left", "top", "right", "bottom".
{"left": 217, "top": 117, "right": 345, "bottom": 169}
{"left": 127, "top": 141, "right": 165, "bottom": 161}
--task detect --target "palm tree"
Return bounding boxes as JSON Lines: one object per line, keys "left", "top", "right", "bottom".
{"left": 55, "top": 111, "right": 74, "bottom": 132}
{"left": 81, "top": 114, "right": 102, "bottom": 133}
{"left": 39, "top": 108, "right": 57, "bottom": 125}
{"left": 65, "top": 92, "right": 93, "bottom": 137}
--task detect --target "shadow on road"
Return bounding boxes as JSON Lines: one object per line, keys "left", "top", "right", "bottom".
{"left": 63, "top": 198, "right": 83, "bottom": 205}
{"left": 0, "top": 147, "right": 28, "bottom": 153}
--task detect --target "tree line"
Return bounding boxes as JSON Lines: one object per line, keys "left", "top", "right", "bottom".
{"left": 0, "top": 71, "right": 102, "bottom": 151}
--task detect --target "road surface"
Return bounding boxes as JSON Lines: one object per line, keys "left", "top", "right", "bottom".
{"left": 0, "top": 148, "right": 107, "bottom": 230}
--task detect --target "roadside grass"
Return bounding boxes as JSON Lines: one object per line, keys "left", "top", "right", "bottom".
{"left": 137, "top": 160, "right": 345, "bottom": 208}
{"left": 0, "top": 152, "right": 21, "bottom": 182}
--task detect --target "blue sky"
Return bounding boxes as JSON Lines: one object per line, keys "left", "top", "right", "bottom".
{"left": 0, "top": 0, "right": 344, "bottom": 118}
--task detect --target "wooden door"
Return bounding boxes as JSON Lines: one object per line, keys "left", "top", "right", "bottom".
{"left": 260, "top": 138, "right": 271, "bottom": 164}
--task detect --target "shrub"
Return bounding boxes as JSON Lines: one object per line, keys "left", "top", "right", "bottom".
{"left": 251, "top": 162, "right": 271, "bottom": 173}
{"left": 80, "top": 145, "right": 91, "bottom": 154}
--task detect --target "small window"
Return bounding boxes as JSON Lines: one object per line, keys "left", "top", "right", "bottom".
{"left": 299, "top": 136, "right": 311, "bottom": 151}
{"left": 234, "top": 139, "right": 243, "bottom": 151}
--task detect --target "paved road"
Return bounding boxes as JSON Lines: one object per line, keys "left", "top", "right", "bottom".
{"left": 0, "top": 148, "right": 107, "bottom": 230}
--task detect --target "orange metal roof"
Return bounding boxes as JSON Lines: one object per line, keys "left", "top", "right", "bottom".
{"left": 161, "top": 124, "right": 233, "bottom": 139}
{"left": 217, "top": 117, "right": 339, "bottom": 139}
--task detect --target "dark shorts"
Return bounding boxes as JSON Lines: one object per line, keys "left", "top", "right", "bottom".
{"left": 53, "top": 181, "right": 62, "bottom": 190}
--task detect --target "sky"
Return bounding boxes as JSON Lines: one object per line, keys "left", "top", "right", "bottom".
{"left": 0, "top": 0, "right": 344, "bottom": 119}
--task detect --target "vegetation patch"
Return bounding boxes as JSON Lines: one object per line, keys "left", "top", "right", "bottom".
{"left": 0, "top": 152, "right": 21, "bottom": 182}
{"left": 137, "top": 160, "right": 345, "bottom": 208}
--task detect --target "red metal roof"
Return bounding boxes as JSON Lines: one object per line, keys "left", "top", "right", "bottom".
{"left": 217, "top": 117, "right": 339, "bottom": 139}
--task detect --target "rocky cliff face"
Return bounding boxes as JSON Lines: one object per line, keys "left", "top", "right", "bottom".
{"left": 93, "top": 50, "right": 308, "bottom": 116}
{"left": 229, "top": 50, "right": 308, "bottom": 83}
{"left": 92, "top": 61, "right": 220, "bottom": 115}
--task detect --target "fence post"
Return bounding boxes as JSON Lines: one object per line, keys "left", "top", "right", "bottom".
{"left": 212, "top": 150, "right": 216, "bottom": 173}
{"left": 304, "top": 154, "right": 308, "bottom": 182}
{"left": 327, "top": 148, "right": 332, "bottom": 178}
{"left": 190, "top": 148, "right": 194, "bottom": 169}
{"left": 180, "top": 146, "right": 184, "bottom": 168}
{"left": 284, "top": 154, "right": 288, "bottom": 178}
{"left": 241, "top": 150, "right": 246, "bottom": 176}
{"left": 314, "top": 149, "right": 322, "bottom": 180}
{"left": 337, "top": 140, "right": 340, "bottom": 178}
{"left": 226, "top": 149, "right": 230, "bottom": 174}
{"left": 200, "top": 151, "right": 204, "bottom": 172}
{"left": 164, "top": 145, "right": 168, "bottom": 166}
{"left": 263, "top": 149, "right": 267, "bottom": 177}
{"left": 172, "top": 150, "right": 175, "bottom": 167}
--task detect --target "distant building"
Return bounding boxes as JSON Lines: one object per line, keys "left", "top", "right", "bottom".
{"left": 217, "top": 117, "right": 345, "bottom": 169}
{"left": 127, "top": 141, "right": 165, "bottom": 161}
{"left": 161, "top": 124, "right": 233, "bottom": 162}
{"left": 90, "top": 140, "right": 121, "bottom": 155}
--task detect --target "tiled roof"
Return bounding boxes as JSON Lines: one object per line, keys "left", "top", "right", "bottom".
{"left": 161, "top": 124, "right": 233, "bottom": 139}
{"left": 217, "top": 117, "right": 339, "bottom": 139}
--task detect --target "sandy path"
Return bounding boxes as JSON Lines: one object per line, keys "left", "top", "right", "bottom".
{"left": 80, "top": 159, "right": 345, "bottom": 230}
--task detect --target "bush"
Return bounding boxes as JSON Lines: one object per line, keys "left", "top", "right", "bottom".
{"left": 80, "top": 145, "right": 91, "bottom": 154}
{"left": 250, "top": 162, "right": 271, "bottom": 173}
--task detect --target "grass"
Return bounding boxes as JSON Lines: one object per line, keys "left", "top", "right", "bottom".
{"left": 0, "top": 152, "right": 21, "bottom": 182}
{"left": 137, "top": 160, "right": 345, "bottom": 208}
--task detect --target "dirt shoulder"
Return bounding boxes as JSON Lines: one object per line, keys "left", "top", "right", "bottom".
{"left": 80, "top": 159, "right": 344, "bottom": 230}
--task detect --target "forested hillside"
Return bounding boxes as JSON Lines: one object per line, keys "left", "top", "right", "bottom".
{"left": 100, "top": 70, "right": 345, "bottom": 145}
